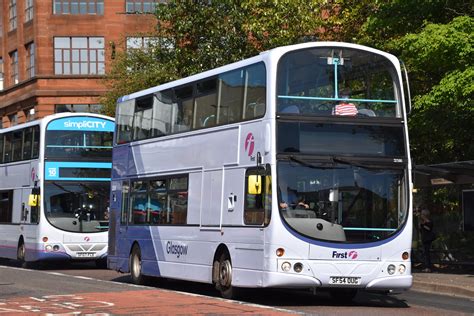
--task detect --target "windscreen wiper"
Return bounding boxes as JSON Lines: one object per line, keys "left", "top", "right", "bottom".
{"left": 331, "top": 156, "right": 406, "bottom": 169}
{"left": 288, "top": 156, "right": 338, "bottom": 169}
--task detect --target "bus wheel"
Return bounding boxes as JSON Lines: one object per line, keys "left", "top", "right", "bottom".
{"left": 215, "top": 252, "right": 240, "bottom": 299}
{"left": 329, "top": 288, "right": 358, "bottom": 302}
{"left": 130, "top": 245, "right": 146, "bottom": 285}
{"left": 17, "top": 241, "right": 29, "bottom": 268}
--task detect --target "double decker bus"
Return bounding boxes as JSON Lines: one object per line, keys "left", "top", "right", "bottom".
{"left": 108, "top": 42, "right": 413, "bottom": 299}
{"left": 0, "top": 113, "right": 114, "bottom": 267}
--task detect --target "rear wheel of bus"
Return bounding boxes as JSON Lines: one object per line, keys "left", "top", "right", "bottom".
{"left": 130, "top": 244, "right": 147, "bottom": 285}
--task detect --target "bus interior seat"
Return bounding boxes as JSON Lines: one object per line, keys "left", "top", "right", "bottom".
{"left": 280, "top": 105, "right": 300, "bottom": 114}
{"left": 253, "top": 102, "right": 265, "bottom": 117}
{"left": 358, "top": 108, "right": 376, "bottom": 117}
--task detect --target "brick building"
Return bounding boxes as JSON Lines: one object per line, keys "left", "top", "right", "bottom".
{"left": 0, "top": 0, "right": 157, "bottom": 128}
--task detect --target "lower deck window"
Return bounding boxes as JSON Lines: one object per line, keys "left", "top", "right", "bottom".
{"left": 126, "top": 175, "right": 188, "bottom": 225}
{"left": 0, "top": 190, "right": 13, "bottom": 223}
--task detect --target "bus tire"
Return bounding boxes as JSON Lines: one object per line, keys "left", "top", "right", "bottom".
{"left": 130, "top": 244, "right": 147, "bottom": 285}
{"left": 215, "top": 252, "right": 241, "bottom": 299}
{"left": 17, "top": 240, "right": 30, "bottom": 269}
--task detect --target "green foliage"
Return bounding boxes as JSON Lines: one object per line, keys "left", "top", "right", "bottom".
{"left": 102, "top": 1, "right": 473, "bottom": 168}
{"left": 101, "top": 42, "right": 178, "bottom": 117}
{"left": 359, "top": 0, "right": 472, "bottom": 47}
{"left": 102, "top": 0, "right": 325, "bottom": 116}
{"left": 392, "top": 16, "right": 474, "bottom": 163}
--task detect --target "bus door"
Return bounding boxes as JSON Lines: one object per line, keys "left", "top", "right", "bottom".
{"left": 200, "top": 169, "right": 224, "bottom": 228}
{"left": 20, "top": 188, "right": 32, "bottom": 224}
{"left": 111, "top": 180, "right": 129, "bottom": 257}
{"left": 19, "top": 188, "right": 37, "bottom": 255}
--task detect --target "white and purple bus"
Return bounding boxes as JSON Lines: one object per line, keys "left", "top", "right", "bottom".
{"left": 108, "top": 42, "right": 413, "bottom": 299}
{"left": 0, "top": 113, "right": 114, "bottom": 267}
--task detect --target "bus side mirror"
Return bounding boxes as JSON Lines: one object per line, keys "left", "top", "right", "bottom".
{"left": 248, "top": 175, "right": 262, "bottom": 195}
{"left": 28, "top": 194, "right": 39, "bottom": 207}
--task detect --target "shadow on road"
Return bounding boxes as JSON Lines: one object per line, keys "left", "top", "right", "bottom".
{"left": 110, "top": 275, "right": 410, "bottom": 309}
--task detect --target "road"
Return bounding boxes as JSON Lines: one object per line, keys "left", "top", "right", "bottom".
{"left": 1, "top": 259, "right": 473, "bottom": 315}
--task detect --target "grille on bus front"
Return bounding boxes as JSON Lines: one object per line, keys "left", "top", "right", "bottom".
{"left": 65, "top": 244, "right": 106, "bottom": 252}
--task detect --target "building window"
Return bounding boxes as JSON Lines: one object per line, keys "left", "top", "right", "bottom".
{"left": 8, "top": 113, "right": 18, "bottom": 126}
{"left": 26, "top": 42, "right": 35, "bottom": 79}
{"left": 55, "top": 104, "right": 103, "bottom": 113}
{"left": 126, "top": 0, "right": 160, "bottom": 14}
{"left": 25, "top": 0, "right": 34, "bottom": 22}
{"left": 126, "top": 36, "right": 161, "bottom": 51}
{"left": 24, "top": 108, "right": 35, "bottom": 122}
{"left": 9, "top": 0, "right": 17, "bottom": 31}
{"left": 10, "top": 50, "right": 19, "bottom": 85}
{"left": 53, "top": 0, "right": 104, "bottom": 15}
{"left": 54, "top": 37, "right": 105, "bottom": 75}
{"left": 0, "top": 58, "right": 4, "bottom": 90}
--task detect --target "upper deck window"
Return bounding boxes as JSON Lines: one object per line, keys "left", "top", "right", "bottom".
{"left": 45, "top": 117, "right": 113, "bottom": 161}
{"left": 277, "top": 47, "right": 401, "bottom": 118}
{"left": 115, "top": 62, "right": 266, "bottom": 144}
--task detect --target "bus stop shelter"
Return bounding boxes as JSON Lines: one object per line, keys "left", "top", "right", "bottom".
{"left": 414, "top": 160, "right": 474, "bottom": 188}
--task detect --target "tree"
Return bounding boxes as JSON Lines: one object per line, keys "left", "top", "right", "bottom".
{"left": 343, "top": 1, "right": 473, "bottom": 164}
{"left": 102, "top": 0, "right": 326, "bottom": 116}
{"left": 395, "top": 16, "right": 473, "bottom": 163}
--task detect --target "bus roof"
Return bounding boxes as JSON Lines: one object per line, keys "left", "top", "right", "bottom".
{"left": 0, "top": 113, "right": 114, "bottom": 134}
{"left": 118, "top": 41, "right": 399, "bottom": 103}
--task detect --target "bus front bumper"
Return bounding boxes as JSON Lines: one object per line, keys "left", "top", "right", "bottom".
{"left": 262, "top": 271, "right": 412, "bottom": 291}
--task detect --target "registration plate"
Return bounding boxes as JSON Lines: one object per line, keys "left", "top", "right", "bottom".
{"left": 329, "top": 276, "right": 361, "bottom": 285}
{"left": 77, "top": 252, "right": 95, "bottom": 258}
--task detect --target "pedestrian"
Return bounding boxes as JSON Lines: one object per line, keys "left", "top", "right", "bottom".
{"left": 419, "top": 208, "right": 436, "bottom": 272}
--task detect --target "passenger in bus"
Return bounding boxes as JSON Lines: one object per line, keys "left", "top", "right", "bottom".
{"left": 148, "top": 197, "right": 163, "bottom": 224}
{"left": 279, "top": 181, "right": 309, "bottom": 210}
{"left": 279, "top": 187, "right": 297, "bottom": 210}
{"left": 333, "top": 100, "right": 358, "bottom": 116}
{"left": 333, "top": 89, "right": 358, "bottom": 116}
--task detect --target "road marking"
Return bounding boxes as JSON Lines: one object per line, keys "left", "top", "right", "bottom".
{"left": 0, "top": 265, "right": 298, "bottom": 314}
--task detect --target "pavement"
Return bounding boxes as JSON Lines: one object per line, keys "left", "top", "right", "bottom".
{"left": 411, "top": 269, "right": 474, "bottom": 299}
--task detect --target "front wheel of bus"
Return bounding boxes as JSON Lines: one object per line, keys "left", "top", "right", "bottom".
{"left": 215, "top": 252, "right": 240, "bottom": 299}
{"left": 17, "top": 240, "right": 33, "bottom": 268}
{"left": 130, "top": 245, "right": 146, "bottom": 285}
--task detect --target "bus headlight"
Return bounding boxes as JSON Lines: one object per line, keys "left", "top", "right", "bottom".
{"left": 45, "top": 245, "right": 53, "bottom": 252}
{"left": 53, "top": 245, "right": 60, "bottom": 252}
{"left": 387, "top": 264, "right": 396, "bottom": 275}
{"left": 398, "top": 264, "right": 406, "bottom": 274}
{"left": 281, "top": 262, "right": 291, "bottom": 272}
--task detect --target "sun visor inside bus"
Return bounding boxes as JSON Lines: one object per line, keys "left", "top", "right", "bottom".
{"left": 28, "top": 194, "right": 40, "bottom": 207}
{"left": 248, "top": 175, "right": 262, "bottom": 195}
